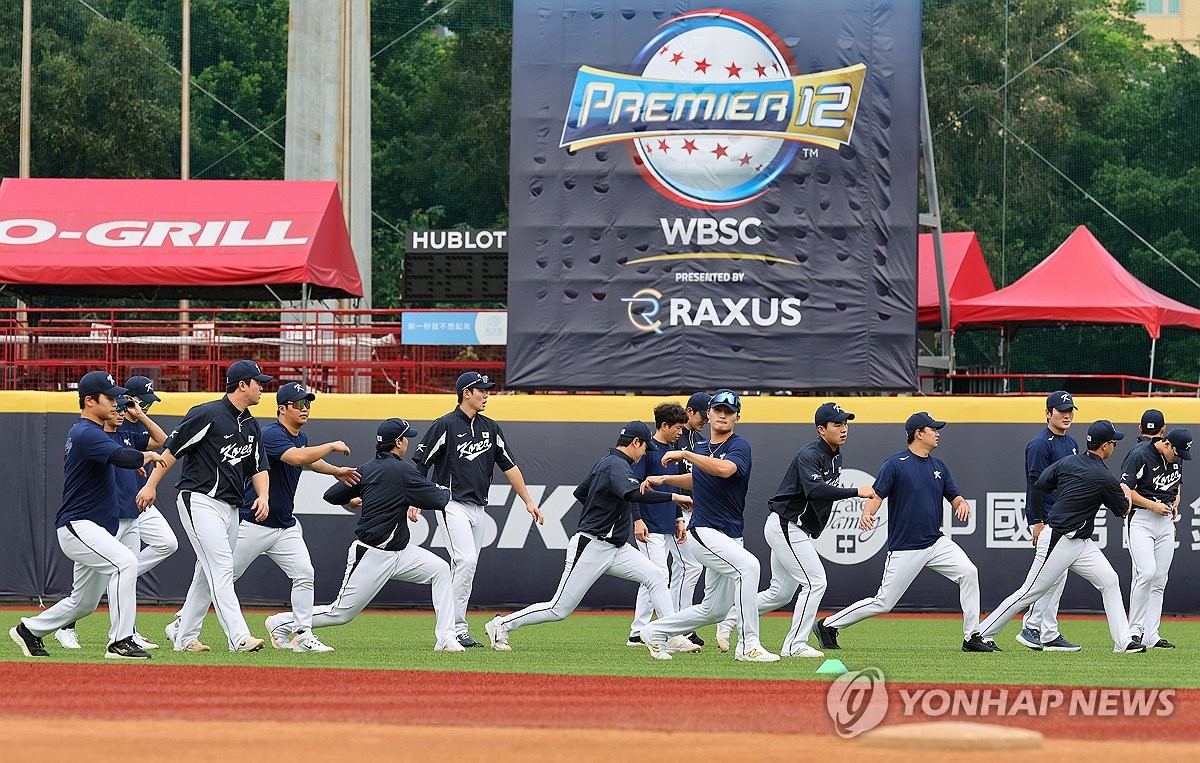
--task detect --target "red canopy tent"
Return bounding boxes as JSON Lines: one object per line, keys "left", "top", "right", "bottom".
{"left": 917, "top": 231, "right": 996, "bottom": 328}
{"left": 0, "top": 178, "right": 362, "bottom": 301}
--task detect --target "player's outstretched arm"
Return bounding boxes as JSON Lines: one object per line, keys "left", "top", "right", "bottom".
{"left": 504, "top": 465, "right": 544, "bottom": 525}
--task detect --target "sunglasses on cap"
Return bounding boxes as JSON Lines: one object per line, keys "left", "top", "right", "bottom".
{"left": 709, "top": 390, "right": 740, "bottom": 410}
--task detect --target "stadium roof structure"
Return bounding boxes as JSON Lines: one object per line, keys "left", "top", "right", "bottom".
{"left": 0, "top": 178, "right": 362, "bottom": 301}
{"left": 917, "top": 231, "right": 996, "bottom": 328}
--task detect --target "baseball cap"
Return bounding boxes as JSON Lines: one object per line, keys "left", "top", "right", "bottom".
{"left": 123, "top": 375, "right": 160, "bottom": 403}
{"left": 456, "top": 371, "right": 496, "bottom": 395}
{"left": 78, "top": 371, "right": 128, "bottom": 400}
{"left": 227, "top": 360, "right": 272, "bottom": 386}
{"left": 1086, "top": 419, "right": 1124, "bottom": 447}
{"left": 686, "top": 391, "right": 711, "bottom": 413}
{"left": 377, "top": 417, "right": 418, "bottom": 443}
{"left": 1166, "top": 428, "right": 1193, "bottom": 460}
{"left": 815, "top": 401, "right": 855, "bottom": 427}
{"left": 1140, "top": 409, "right": 1165, "bottom": 433}
{"left": 709, "top": 389, "right": 741, "bottom": 413}
{"left": 1046, "top": 390, "right": 1077, "bottom": 412}
{"left": 905, "top": 411, "right": 946, "bottom": 436}
{"left": 277, "top": 381, "right": 316, "bottom": 406}
{"left": 620, "top": 420, "right": 654, "bottom": 443}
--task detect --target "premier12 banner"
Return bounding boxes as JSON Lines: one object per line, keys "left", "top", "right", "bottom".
{"left": 507, "top": 1, "right": 922, "bottom": 390}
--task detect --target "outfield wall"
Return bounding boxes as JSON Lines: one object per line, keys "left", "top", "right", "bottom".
{"left": 4, "top": 393, "right": 1200, "bottom": 615}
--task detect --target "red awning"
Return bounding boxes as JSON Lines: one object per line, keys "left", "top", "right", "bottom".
{"left": 952, "top": 225, "right": 1200, "bottom": 339}
{"left": 917, "top": 231, "right": 996, "bottom": 327}
{"left": 0, "top": 178, "right": 362, "bottom": 300}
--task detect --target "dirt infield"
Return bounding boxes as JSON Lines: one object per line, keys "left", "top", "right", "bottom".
{"left": 1, "top": 663, "right": 1198, "bottom": 760}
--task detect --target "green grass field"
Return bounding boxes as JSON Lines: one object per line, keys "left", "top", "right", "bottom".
{"left": 6, "top": 609, "right": 1197, "bottom": 688}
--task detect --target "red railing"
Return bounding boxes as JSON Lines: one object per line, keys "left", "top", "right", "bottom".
{"left": 919, "top": 372, "right": 1200, "bottom": 397}
{"left": 0, "top": 308, "right": 504, "bottom": 394}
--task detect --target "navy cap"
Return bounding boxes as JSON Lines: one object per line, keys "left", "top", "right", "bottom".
{"left": 377, "top": 417, "right": 418, "bottom": 443}
{"left": 709, "top": 389, "right": 741, "bottom": 413}
{"left": 1046, "top": 390, "right": 1077, "bottom": 412}
{"left": 123, "top": 375, "right": 160, "bottom": 403}
{"left": 1086, "top": 419, "right": 1124, "bottom": 447}
{"left": 686, "top": 391, "right": 711, "bottom": 413}
{"left": 277, "top": 382, "right": 316, "bottom": 405}
{"left": 620, "top": 420, "right": 654, "bottom": 443}
{"left": 1166, "top": 428, "right": 1193, "bottom": 461}
{"left": 815, "top": 401, "right": 855, "bottom": 427}
{"left": 227, "top": 360, "right": 272, "bottom": 386}
{"left": 78, "top": 371, "right": 128, "bottom": 400}
{"left": 456, "top": 371, "right": 496, "bottom": 394}
{"left": 905, "top": 411, "right": 946, "bottom": 436}
{"left": 1141, "top": 409, "right": 1165, "bottom": 433}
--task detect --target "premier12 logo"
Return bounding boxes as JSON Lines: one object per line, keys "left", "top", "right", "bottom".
{"left": 559, "top": 9, "right": 866, "bottom": 209}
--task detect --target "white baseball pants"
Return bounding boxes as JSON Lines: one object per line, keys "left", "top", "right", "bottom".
{"left": 640, "top": 527, "right": 767, "bottom": 658}
{"left": 668, "top": 513, "right": 703, "bottom": 611}
{"left": 1021, "top": 567, "right": 1068, "bottom": 641}
{"left": 501, "top": 533, "right": 670, "bottom": 634}
{"left": 979, "top": 528, "right": 1131, "bottom": 650}
{"left": 174, "top": 492, "right": 253, "bottom": 650}
{"left": 272, "top": 540, "right": 456, "bottom": 649}
{"left": 631, "top": 532, "right": 673, "bottom": 634}
{"left": 22, "top": 521, "right": 138, "bottom": 646}
{"left": 135, "top": 506, "right": 179, "bottom": 575}
{"left": 824, "top": 535, "right": 980, "bottom": 638}
{"left": 438, "top": 500, "right": 487, "bottom": 637}
{"left": 1127, "top": 510, "right": 1175, "bottom": 645}
{"left": 718, "top": 515, "right": 828, "bottom": 653}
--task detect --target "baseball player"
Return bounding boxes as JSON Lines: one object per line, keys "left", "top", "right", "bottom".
{"left": 814, "top": 412, "right": 987, "bottom": 653}
{"left": 55, "top": 376, "right": 174, "bottom": 651}
{"left": 971, "top": 420, "right": 1144, "bottom": 653}
{"left": 9, "top": 371, "right": 165, "bottom": 660}
{"left": 138, "top": 359, "right": 270, "bottom": 652}
{"left": 266, "top": 418, "right": 461, "bottom": 652}
{"left": 1016, "top": 391, "right": 1081, "bottom": 652}
{"left": 638, "top": 390, "right": 780, "bottom": 662}
{"left": 485, "top": 421, "right": 694, "bottom": 653}
{"left": 626, "top": 403, "right": 698, "bottom": 650}
{"left": 412, "top": 371, "right": 544, "bottom": 648}
{"left": 172, "top": 382, "right": 360, "bottom": 653}
{"left": 1127, "top": 409, "right": 1166, "bottom": 450}
{"left": 670, "top": 391, "right": 710, "bottom": 646}
{"left": 1122, "top": 426, "right": 1190, "bottom": 649}
{"left": 715, "top": 402, "right": 875, "bottom": 658}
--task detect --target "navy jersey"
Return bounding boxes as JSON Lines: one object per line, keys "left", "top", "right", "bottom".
{"left": 676, "top": 426, "right": 706, "bottom": 495}
{"left": 874, "top": 450, "right": 962, "bottom": 551}
{"left": 574, "top": 448, "right": 675, "bottom": 546}
{"left": 164, "top": 397, "right": 267, "bottom": 506}
{"left": 1120, "top": 435, "right": 1163, "bottom": 480}
{"left": 689, "top": 434, "right": 752, "bottom": 538}
{"left": 1120, "top": 440, "right": 1183, "bottom": 506}
{"left": 769, "top": 438, "right": 859, "bottom": 538}
{"left": 325, "top": 452, "right": 449, "bottom": 551}
{"left": 412, "top": 408, "right": 517, "bottom": 506}
{"left": 241, "top": 422, "right": 304, "bottom": 529}
{"left": 58, "top": 418, "right": 142, "bottom": 534}
{"left": 1024, "top": 428, "right": 1079, "bottom": 523}
{"left": 1035, "top": 452, "right": 1128, "bottom": 539}
{"left": 630, "top": 438, "right": 682, "bottom": 535}
{"left": 109, "top": 425, "right": 150, "bottom": 520}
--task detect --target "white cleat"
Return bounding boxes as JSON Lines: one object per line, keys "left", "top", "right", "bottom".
{"left": 132, "top": 631, "right": 159, "bottom": 650}
{"left": 164, "top": 616, "right": 180, "bottom": 647}
{"left": 666, "top": 634, "right": 702, "bottom": 653}
{"left": 291, "top": 630, "right": 334, "bottom": 653}
{"left": 435, "top": 640, "right": 467, "bottom": 652}
{"left": 485, "top": 615, "right": 511, "bottom": 651}
{"left": 645, "top": 640, "right": 673, "bottom": 661}
{"left": 783, "top": 642, "right": 825, "bottom": 658}
{"left": 265, "top": 614, "right": 294, "bottom": 649}
{"left": 735, "top": 646, "right": 781, "bottom": 663}
{"left": 232, "top": 635, "right": 265, "bottom": 652}
{"left": 714, "top": 624, "right": 732, "bottom": 653}
{"left": 54, "top": 628, "right": 82, "bottom": 650}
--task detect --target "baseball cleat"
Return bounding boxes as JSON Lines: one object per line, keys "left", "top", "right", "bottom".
{"left": 232, "top": 635, "right": 266, "bottom": 652}
{"left": 292, "top": 630, "right": 334, "bottom": 653}
{"left": 813, "top": 618, "right": 841, "bottom": 650}
{"left": 10, "top": 623, "right": 49, "bottom": 657}
{"left": 1041, "top": 635, "right": 1081, "bottom": 652}
{"left": 645, "top": 641, "right": 673, "bottom": 661}
{"left": 1015, "top": 627, "right": 1043, "bottom": 650}
{"left": 666, "top": 634, "right": 701, "bottom": 653}
{"left": 714, "top": 624, "right": 732, "bottom": 653}
{"left": 735, "top": 647, "right": 781, "bottom": 663}
{"left": 626, "top": 634, "right": 644, "bottom": 646}
{"left": 132, "top": 631, "right": 159, "bottom": 650}
{"left": 55, "top": 627, "right": 82, "bottom": 650}
{"left": 686, "top": 632, "right": 705, "bottom": 647}
{"left": 179, "top": 640, "right": 210, "bottom": 653}
{"left": 265, "top": 614, "right": 294, "bottom": 649}
{"left": 435, "top": 641, "right": 467, "bottom": 652}
{"left": 164, "top": 616, "right": 180, "bottom": 647}
{"left": 1153, "top": 639, "right": 1176, "bottom": 649}
{"left": 456, "top": 633, "right": 485, "bottom": 649}
{"left": 485, "top": 615, "right": 511, "bottom": 651}
{"left": 105, "top": 636, "right": 152, "bottom": 660}
{"left": 783, "top": 642, "right": 825, "bottom": 658}
{"left": 962, "top": 633, "right": 999, "bottom": 652}
{"left": 1117, "top": 640, "right": 1147, "bottom": 653}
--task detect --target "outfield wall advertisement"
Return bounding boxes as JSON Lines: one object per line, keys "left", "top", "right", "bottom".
{"left": 506, "top": 1, "right": 922, "bottom": 390}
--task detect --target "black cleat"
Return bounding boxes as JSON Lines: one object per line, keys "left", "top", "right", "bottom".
{"left": 962, "top": 633, "right": 999, "bottom": 652}
{"left": 1119, "top": 636, "right": 1147, "bottom": 654}
{"left": 814, "top": 618, "right": 841, "bottom": 650}
{"left": 687, "top": 632, "right": 705, "bottom": 647}
{"left": 626, "top": 634, "right": 644, "bottom": 646}
{"left": 105, "top": 636, "right": 152, "bottom": 660}
{"left": 9, "top": 623, "right": 49, "bottom": 657}
{"left": 456, "top": 633, "right": 485, "bottom": 649}
{"left": 1153, "top": 639, "right": 1176, "bottom": 649}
